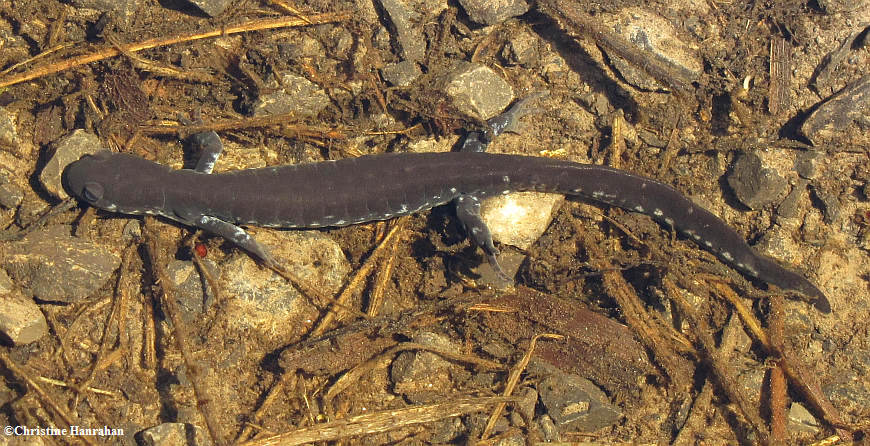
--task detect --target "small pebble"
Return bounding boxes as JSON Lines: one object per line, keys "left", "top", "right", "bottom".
{"left": 0, "top": 291, "right": 48, "bottom": 344}
{"left": 458, "top": 0, "right": 529, "bottom": 25}
{"left": 137, "top": 422, "right": 208, "bottom": 446}
{"left": 442, "top": 63, "right": 514, "bottom": 120}
{"left": 39, "top": 130, "right": 104, "bottom": 200}
{"left": 4, "top": 226, "right": 120, "bottom": 303}
{"left": 0, "top": 171, "right": 24, "bottom": 209}
{"left": 390, "top": 332, "right": 458, "bottom": 403}
{"left": 726, "top": 152, "right": 787, "bottom": 210}
{"left": 252, "top": 72, "right": 330, "bottom": 119}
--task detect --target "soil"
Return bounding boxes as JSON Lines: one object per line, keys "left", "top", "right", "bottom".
{"left": 0, "top": 0, "right": 868, "bottom": 445}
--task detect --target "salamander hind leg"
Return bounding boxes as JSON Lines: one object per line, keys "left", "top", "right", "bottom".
{"left": 452, "top": 93, "right": 548, "bottom": 281}
{"left": 459, "top": 91, "right": 549, "bottom": 153}
{"left": 486, "top": 90, "right": 549, "bottom": 137}
{"left": 191, "top": 213, "right": 277, "bottom": 268}
{"left": 456, "top": 195, "right": 511, "bottom": 281}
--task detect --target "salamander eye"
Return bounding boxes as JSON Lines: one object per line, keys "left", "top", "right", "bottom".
{"left": 82, "top": 182, "right": 104, "bottom": 203}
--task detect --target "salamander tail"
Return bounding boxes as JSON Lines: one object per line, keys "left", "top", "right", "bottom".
{"left": 755, "top": 256, "right": 830, "bottom": 313}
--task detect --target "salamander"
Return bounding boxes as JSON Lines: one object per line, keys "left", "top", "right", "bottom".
{"left": 61, "top": 98, "right": 830, "bottom": 313}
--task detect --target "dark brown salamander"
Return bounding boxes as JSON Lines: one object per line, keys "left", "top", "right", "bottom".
{"left": 61, "top": 98, "right": 830, "bottom": 312}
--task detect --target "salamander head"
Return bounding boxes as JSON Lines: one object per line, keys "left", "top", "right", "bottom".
{"left": 63, "top": 151, "right": 172, "bottom": 215}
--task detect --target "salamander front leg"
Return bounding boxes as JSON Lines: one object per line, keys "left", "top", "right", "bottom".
{"left": 179, "top": 110, "right": 224, "bottom": 174}
{"left": 190, "top": 214, "right": 277, "bottom": 268}
{"left": 455, "top": 195, "right": 510, "bottom": 281}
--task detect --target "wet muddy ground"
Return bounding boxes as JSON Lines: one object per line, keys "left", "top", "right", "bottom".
{"left": 0, "top": 0, "right": 868, "bottom": 444}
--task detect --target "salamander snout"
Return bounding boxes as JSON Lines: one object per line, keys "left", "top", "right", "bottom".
{"left": 62, "top": 151, "right": 116, "bottom": 207}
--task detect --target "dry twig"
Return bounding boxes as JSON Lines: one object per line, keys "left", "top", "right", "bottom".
{"left": 0, "top": 13, "right": 348, "bottom": 89}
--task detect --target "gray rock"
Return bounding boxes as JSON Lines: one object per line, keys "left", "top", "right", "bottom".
{"left": 467, "top": 412, "right": 510, "bottom": 437}
{"left": 537, "top": 414, "right": 560, "bottom": 442}
{"left": 377, "top": 0, "right": 426, "bottom": 61}
{"left": 787, "top": 402, "right": 820, "bottom": 434}
{"left": 14, "top": 197, "right": 49, "bottom": 229}
{"left": 0, "top": 170, "right": 24, "bottom": 209}
{"left": 480, "top": 192, "right": 564, "bottom": 250}
{"left": 69, "top": 0, "right": 140, "bottom": 24}
{"left": 801, "top": 75, "right": 870, "bottom": 145}
{"left": 598, "top": 8, "right": 703, "bottom": 91}
{"left": 371, "top": 26, "right": 392, "bottom": 52}
{"left": 775, "top": 180, "right": 809, "bottom": 220}
{"left": 429, "top": 417, "right": 464, "bottom": 443}
{"left": 810, "top": 184, "right": 841, "bottom": 224}
{"left": 0, "top": 291, "right": 48, "bottom": 344}
{"left": 323, "top": 26, "right": 354, "bottom": 60}
{"left": 252, "top": 72, "right": 330, "bottom": 119}
{"left": 578, "top": 92, "right": 611, "bottom": 118}
{"left": 3, "top": 226, "right": 121, "bottom": 303}
{"left": 137, "top": 422, "right": 210, "bottom": 446}
{"left": 391, "top": 332, "right": 458, "bottom": 403}
{"left": 39, "top": 130, "right": 104, "bottom": 200}
{"left": 458, "top": 0, "right": 529, "bottom": 25}
{"left": 442, "top": 63, "right": 514, "bottom": 120}
{"left": 0, "top": 269, "right": 12, "bottom": 294}
{"left": 471, "top": 190, "right": 563, "bottom": 286}
{"left": 736, "top": 367, "right": 765, "bottom": 407}
{"left": 220, "top": 231, "right": 348, "bottom": 341}
{"left": 166, "top": 259, "right": 220, "bottom": 324}
{"left": 278, "top": 36, "right": 325, "bottom": 61}
{"left": 473, "top": 250, "right": 525, "bottom": 287}
{"left": 122, "top": 220, "right": 142, "bottom": 242}
{"left": 515, "top": 386, "right": 539, "bottom": 423}
{"left": 380, "top": 60, "right": 422, "bottom": 87}
{"left": 480, "top": 340, "right": 513, "bottom": 359}
{"left": 726, "top": 152, "right": 788, "bottom": 210}
{"left": 0, "top": 107, "right": 20, "bottom": 150}
{"left": 823, "top": 368, "right": 870, "bottom": 416}
{"left": 794, "top": 151, "right": 819, "bottom": 179}
{"left": 537, "top": 369, "right": 622, "bottom": 431}
{"left": 182, "top": 0, "right": 233, "bottom": 17}
{"left": 501, "top": 30, "right": 540, "bottom": 66}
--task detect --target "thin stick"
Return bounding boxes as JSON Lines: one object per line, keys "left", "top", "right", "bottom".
{"left": 309, "top": 220, "right": 405, "bottom": 337}
{"left": 665, "top": 278, "right": 772, "bottom": 444}
{"left": 233, "top": 373, "right": 298, "bottom": 444}
{"left": 711, "top": 282, "right": 850, "bottom": 438}
{"left": 37, "top": 376, "right": 120, "bottom": 398}
{"left": 237, "top": 396, "right": 517, "bottom": 446}
{"left": 325, "top": 342, "right": 505, "bottom": 402}
{"left": 77, "top": 243, "right": 137, "bottom": 407}
{"left": 366, "top": 220, "right": 404, "bottom": 317}
{"left": 139, "top": 113, "right": 350, "bottom": 140}
{"left": 144, "top": 219, "right": 225, "bottom": 445}
{"left": 480, "top": 333, "right": 563, "bottom": 441}
{"left": 768, "top": 293, "right": 789, "bottom": 444}
{"left": 0, "top": 351, "right": 98, "bottom": 446}
{"left": 0, "top": 13, "right": 348, "bottom": 89}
